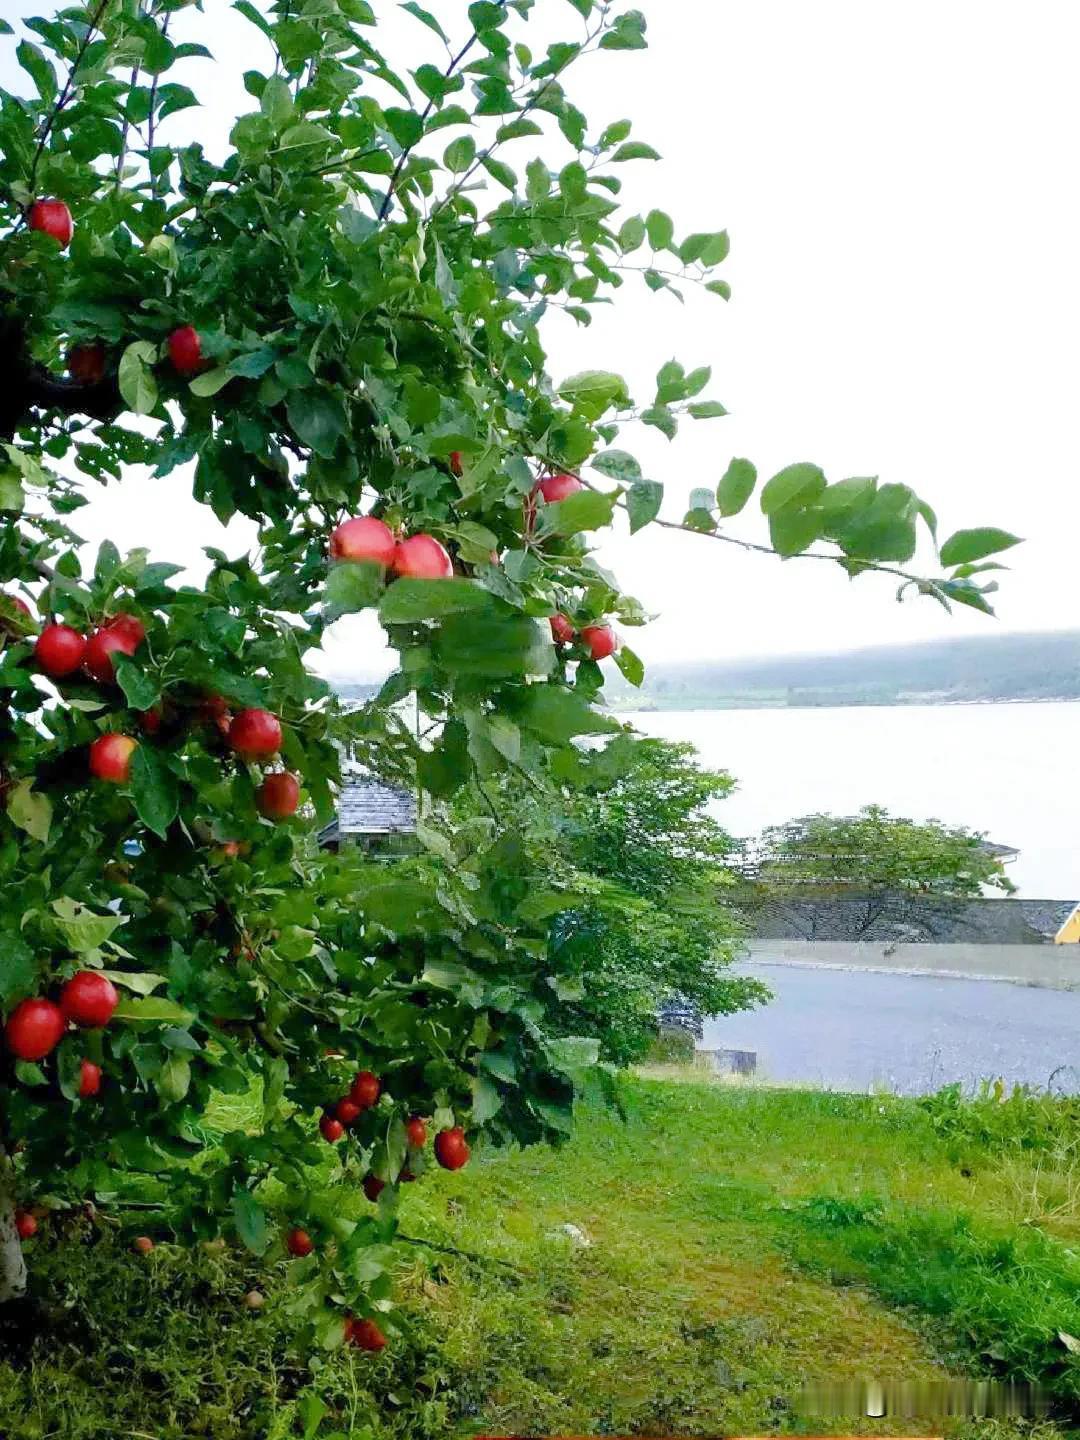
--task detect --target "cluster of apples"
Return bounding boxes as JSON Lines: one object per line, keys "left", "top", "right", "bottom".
{"left": 329, "top": 514, "right": 453, "bottom": 580}
{"left": 525, "top": 474, "right": 619, "bottom": 660}
{"left": 4, "top": 970, "right": 118, "bottom": 1099}
{"left": 320, "top": 1066, "right": 382, "bottom": 1141}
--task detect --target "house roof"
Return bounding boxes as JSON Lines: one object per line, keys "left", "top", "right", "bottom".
{"left": 319, "top": 776, "right": 416, "bottom": 845}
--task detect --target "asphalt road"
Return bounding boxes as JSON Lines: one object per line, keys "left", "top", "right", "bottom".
{"left": 700, "top": 963, "right": 1080, "bottom": 1096}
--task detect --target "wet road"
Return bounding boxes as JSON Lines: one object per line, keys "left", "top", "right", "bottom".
{"left": 700, "top": 963, "right": 1080, "bottom": 1096}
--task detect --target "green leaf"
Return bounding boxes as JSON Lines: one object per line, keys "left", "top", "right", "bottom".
{"left": 592, "top": 450, "right": 641, "bottom": 482}
{"left": 614, "top": 645, "right": 644, "bottom": 687}
{"left": 227, "top": 347, "right": 277, "bottom": 379}
{"left": 101, "top": 970, "right": 167, "bottom": 996}
{"left": 820, "top": 475, "right": 877, "bottom": 516}
{"left": 0, "top": 470, "right": 24, "bottom": 513}
{"left": 130, "top": 746, "right": 179, "bottom": 840}
{"left": 324, "top": 561, "right": 384, "bottom": 617}
{"left": 760, "top": 462, "right": 826, "bottom": 515}
{"left": 6, "top": 780, "right": 51, "bottom": 843}
{"left": 118, "top": 342, "right": 159, "bottom": 417}
{"left": 52, "top": 898, "right": 125, "bottom": 953}
{"left": 716, "top": 458, "right": 757, "bottom": 517}
{"left": 939, "top": 527, "right": 1022, "bottom": 568}
{"left": 285, "top": 389, "right": 346, "bottom": 458}
{"left": 189, "top": 367, "right": 232, "bottom": 397}
{"left": 380, "top": 578, "right": 495, "bottom": 623}
{"left": 17, "top": 41, "right": 56, "bottom": 102}
{"left": 470, "top": 1073, "right": 502, "bottom": 1124}
{"left": 259, "top": 74, "right": 294, "bottom": 126}
{"left": 612, "top": 141, "right": 660, "bottom": 162}
{"left": 626, "top": 479, "right": 663, "bottom": 532}
{"left": 113, "top": 996, "right": 195, "bottom": 1024}
{"left": 557, "top": 370, "right": 630, "bottom": 421}
{"left": 769, "top": 508, "right": 823, "bottom": 557}
{"left": 232, "top": 1191, "right": 270, "bottom": 1254}
{"left": 512, "top": 685, "right": 620, "bottom": 744}
{"left": 496, "top": 118, "right": 543, "bottom": 142}
{"left": 158, "top": 1052, "right": 191, "bottom": 1103}
{"left": 547, "top": 1036, "right": 600, "bottom": 1071}
{"left": 0, "top": 932, "right": 35, "bottom": 1006}
{"left": 443, "top": 135, "right": 476, "bottom": 173}
{"left": 113, "top": 655, "right": 160, "bottom": 711}
{"left": 599, "top": 10, "right": 647, "bottom": 50}
{"left": 645, "top": 209, "right": 674, "bottom": 251}
{"left": 618, "top": 216, "right": 646, "bottom": 252}
{"left": 482, "top": 155, "right": 517, "bottom": 191}
{"left": 400, "top": 2, "right": 448, "bottom": 41}
{"left": 548, "top": 489, "right": 615, "bottom": 535}
{"left": 688, "top": 400, "right": 727, "bottom": 419}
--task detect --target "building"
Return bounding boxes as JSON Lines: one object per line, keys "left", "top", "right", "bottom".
{"left": 317, "top": 775, "right": 417, "bottom": 855}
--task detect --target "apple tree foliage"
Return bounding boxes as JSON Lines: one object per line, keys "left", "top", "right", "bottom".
{"left": 0, "top": 0, "right": 1016, "bottom": 1337}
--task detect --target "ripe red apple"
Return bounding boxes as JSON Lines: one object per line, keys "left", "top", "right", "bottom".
{"left": 258, "top": 772, "right": 300, "bottom": 819}
{"left": 60, "top": 971, "right": 119, "bottom": 1028}
{"left": 83, "top": 625, "right": 139, "bottom": 684}
{"left": 68, "top": 342, "right": 105, "bottom": 384}
{"left": 106, "top": 614, "right": 146, "bottom": 647}
{"left": 168, "top": 325, "right": 203, "bottom": 376}
{"left": 350, "top": 1070, "right": 380, "bottom": 1110}
{"left": 434, "top": 1126, "right": 470, "bottom": 1171}
{"left": 35, "top": 623, "right": 86, "bottom": 677}
{"left": 449, "top": 451, "right": 463, "bottom": 477}
{"left": 329, "top": 516, "right": 396, "bottom": 567}
{"left": 362, "top": 1174, "right": 385, "bottom": 1203}
{"left": 89, "top": 733, "right": 137, "bottom": 783}
{"left": 14, "top": 1211, "right": 37, "bottom": 1240}
{"left": 28, "top": 198, "right": 73, "bottom": 248}
{"left": 581, "top": 623, "right": 617, "bottom": 661}
{"left": 320, "top": 1113, "right": 345, "bottom": 1144}
{"left": 133, "top": 1236, "right": 154, "bottom": 1255}
{"left": 139, "top": 706, "right": 163, "bottom": 735}
{"left": 78, "top": 1059, "right": 102, "bottom": 1098}
{"left": 286, "top": 1227, "right": 314, "bottom": 1258}
{"left": 406, "top": 1116, "right": 427, "bottom": 1149}
{"left": 219, "top": 841, "right": 247, "bottom": 860}
{"left": 346, "top": 1316, "right": 386, "bottom": 1352}
{"left": 334, "top": 1097, "right": 361, "bottom": 1126}
{"left": 392, "top": 534, "right": 453, "bottom": 580}
{"left": 229, "top": 708, "right": 282, "bottom": 758}
{"left": 198, "top": 692, "right": 233, "bottom": 736}
{"left": 549, "top": 613, "right": 575, "bottom": 646}
{"left": 5, "top": 998, "right": 66, "bottom": 1061}
{"left": 534, "top": 473, "right": 582, "bottom": 504}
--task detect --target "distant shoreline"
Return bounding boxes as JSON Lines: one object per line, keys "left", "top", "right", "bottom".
{"left": 612, "top": 694, "right": 1080, "bottom": 714}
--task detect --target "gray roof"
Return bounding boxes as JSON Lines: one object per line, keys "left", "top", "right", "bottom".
{"left": 319, "top": 778, "right": 416, "bottom": 845}
{"left": 736, "top": 896, "right": 1078, "bottom": 945}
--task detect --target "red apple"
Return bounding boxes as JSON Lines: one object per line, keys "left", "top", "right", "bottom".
{"left": 362, "top": 1174, "right": 385, "bottom": 1203}
{"left": 549, "top": 613, "right": 575, "bottom": 646}
{"left": 334, "top": 1097, "right": 361, "bottom": 1126}
{"left": 60, "top": 971, "right": 119, "bottom": 1028}
{"left": 286, "top": 1227, "right": 314, "bottom": 1258}
{"left": 406, "top": 1116, "right": 427, "bottom": 1149}
{"left": 28, "top": 198, "right": 73, "bottom": 248}
{"left": 35, "top": 623, "right": 85, "bottom": 677}
{"left": 14, "top": 1211, "right": 37, "bottom": 1240}
{"left": 68, "top": 342, "right": 105, "bottom": 384}
{"left": 320, "top": 1113, "right": 345, "bottom": 1144}
{"left": 350, "top": 1070, "right": 380, "bottom": 1110}
{"left": 89, "top": 733, "right": 137, "bottom": 783}
{"left": 534, "top": 472, "right": 582, "bottom": 504}
{"left": 5, "top": 998, "right": 66, "bottom": 1061}
{"left": 106, "top": 614, "right": 146, "bottom": 647}
{"left": 449, "top": 451, "right": 463, "bottom": 477}
{"left": 78, "top": 1059, "right": 102, "bottom": 1098}
{"left": 219, "top": 841, "right": 247, "bottom": 860}
{"left": 168, "top": 325, "right": 203, "bottom": 376}
{"left": 346, "top": 1316, "right": 386, "bottom": 1352}
{"left": 133, "top": 1236, "right": 154, "bottom": 1255}
{"left": 329, "top": 516, "right": 396, "bottom": 567}
{"left": 83, "top": 625, "right": 139, "bottom": 684}
{"left": 581, "top": 624, "right": 617, "bottom": 661}
{"left": 229, "top": 708, "right": 282, "bottom": 758}
{"left": 139, "top": 706, "right": 163, "bottom": 735}
{"left": 434, "top": 1126, "right": 470, "bottom": 1171}
{"left": 392, "top": 535, "right": 453, "bottom": 580}
{"left": 258, "top": 772, "right": 300, "bottom": 819}
{"left": 198, "top": 692, "right": 232, "bottom": 736}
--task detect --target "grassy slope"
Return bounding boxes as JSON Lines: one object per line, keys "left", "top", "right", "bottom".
{"left": 1, "top": 1075, "right": 1077, "bottom": 1439}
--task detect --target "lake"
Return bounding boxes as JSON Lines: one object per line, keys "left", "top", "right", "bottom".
{"left": 625, "top": 701, "right": 1079, "bottom": 898}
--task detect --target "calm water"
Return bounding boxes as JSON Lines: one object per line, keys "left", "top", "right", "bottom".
{"left": 626, "top": 701, "right": 1079, "bottom": 898}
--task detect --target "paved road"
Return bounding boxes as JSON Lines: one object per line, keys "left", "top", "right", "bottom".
{"left": 700, "top": 963, "right": 1080, "bottom": 1096}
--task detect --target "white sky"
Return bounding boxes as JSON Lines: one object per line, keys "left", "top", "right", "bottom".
{"left": 4, "top": 1, "right": 1078, "bottom": 677}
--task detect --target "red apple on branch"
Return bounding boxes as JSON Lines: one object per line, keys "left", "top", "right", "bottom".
{"left": 534, "top": 473, "right": 582, "bottom": 504}
{"left": 319, "top": 1113, "right": 345, "bottom": 1143}
{"left": 27, "top": 198, "right": 73, "bottom": 248}
{"left": 229, "top": 709, "right": 282, "bottom": 758}
{"left": 392, "top": 535, "right": 453, "bottom": 580}
{"left": 133, "top": 1236, "right": 154, "bottom": 1255}
{"left": 350, "top": 1070, "right": 380, "bottom": 1110}
{"left": 549, "top": 613, "right": 575, "bottom": 645}
{"left": 329, "top": 516, "right": 396, "bottom": 567}
{"left": 258, "top": 772, "right": 300, "bottom": 818}
{"left": 60, "top": 971, "right": 119, "bottom": 1028}
{"left": 35, "top": 623, "right": 86, "bottom": 677}
{"left": 5, "top": 998, "right": 66, "bottom": 1061}
{"left": 67, "top": 342, "right": 106, "bottom": 384}
{"left": 434, "top": 1126, "right": 470, "bottom": 1171}
{"left": 14, "top": 1211, "right": 37, "bottom": 1240}
{"left": 286, "top": 1227, "right": 314, "bottom": 1257}
{"left": 406, "top": 1116, "right": 427, "bottom": 1149}
{"left": 78, "top": 1059, "right": 102, "bottom": 1098}
{"left": 83, "top": 623, "right": 140, "bottom": 684}
{"left": 581, "top": 623, "right": 617, "bottom": 661}
{"left": 334, "top": 1097, "right": 361, "bottom": 1126}
{"left": 346, "top": 1316, "right": 387, "bottom": 1351}
{"left": 168, "top": 325, "right": 203, "bottom": 376}
{"left": 89, "top": 734, "right": 137, "bottom": 783}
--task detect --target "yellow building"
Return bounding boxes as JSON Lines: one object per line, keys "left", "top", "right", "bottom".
{"left": 1055, "top": 904, "right": 1080, "bottom": 943}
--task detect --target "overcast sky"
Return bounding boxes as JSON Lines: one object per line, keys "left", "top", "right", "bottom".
{"left": 4, "top": 1, "right": 1077, "bottom": 677}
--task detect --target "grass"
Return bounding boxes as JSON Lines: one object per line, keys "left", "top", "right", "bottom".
{"left": 1, "top": 1074, "right": 1078, "bottom": 1438}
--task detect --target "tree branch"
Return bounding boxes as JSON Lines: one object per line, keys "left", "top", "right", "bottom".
{"left": 27, "top": 0, "right": 114, "bottom": 203}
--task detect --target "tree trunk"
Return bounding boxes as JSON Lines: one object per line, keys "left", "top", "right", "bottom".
{"left": 0, "top": 1149, "right": 27, "bottom": 1304}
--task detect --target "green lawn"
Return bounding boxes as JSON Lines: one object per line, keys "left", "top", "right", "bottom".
{"left": 2, "top": 1072, "right": 1078, "bottom": 1438}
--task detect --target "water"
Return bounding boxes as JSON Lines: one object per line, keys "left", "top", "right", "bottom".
{"left": 626, "top": 701, "right": 1080, "bottom": 898}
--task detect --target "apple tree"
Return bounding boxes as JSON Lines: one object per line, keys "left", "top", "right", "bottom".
{"left": 0, "top": 0, "right": 1015, "bottom": 1345}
